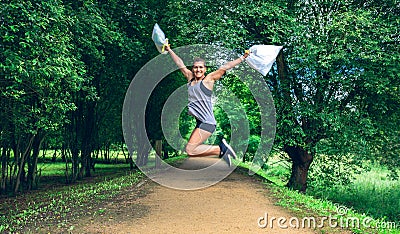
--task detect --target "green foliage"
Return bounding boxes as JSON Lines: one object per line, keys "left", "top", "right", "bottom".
{"left": 309, "top": 165, "right": 400, "bottom": 224}
{"left": 163, "top": 0, "right": 249, "bottom": 48}
{"left": 0, "top": 0, "right": 89, "bottom": 193}
{"left": 260, "top": 156, "right": 291, "bottom": 186}
{"left": 0, "top": 0, "right": 85, "bottom": 133}
{"left": 266, "top": 0, "right": 399, "bottom": 189}
{"left": 160, "top": 0, "right": 399, "bottom": 186}
{"left": 216, "top": 73, "right": 264, "bottom": 161}
{"left": 308, "top": 152, "right": 365, "bottom": 188}
{"left": 146, "top": 72, "right": 187, "bottom": 140}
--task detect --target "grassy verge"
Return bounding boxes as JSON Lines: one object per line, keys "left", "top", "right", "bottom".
{"left": 237, "top": 161, "right": 400, "bottom": 234}
{"left": 0, "top": 156, "right": 185, "bottom": 233}
{"left": 309, "top": 165, "right": 400, "bottom": 225}
{"left": 0, "top": 170, "right": 143, "bottom": 232}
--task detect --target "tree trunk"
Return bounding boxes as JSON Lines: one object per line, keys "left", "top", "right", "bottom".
{"left": 27, "top": 132, "right": 44, "bottom": 190}
{"left": 81, "top": 102, "right": 95, "bottom": 178}
{"left": 284, "top": 145, "right": 314, "bottom": 193}
{"left": 128, "top": 152, "right": 136, "bottom": 170}
{"left": 11, "top": 133, "right": 20, "bottom": 187}
{"left": 162, "top": 140, "right": 169, "bottom": 160}
{"left": 155, "top": 140, "right": 162, "bottom": 169}
{"left": 137, "top": 141, "right": 151, "bottom": 167}
{"left": 61, "top": 143, "right": 66, "bottom": 162}
{"left": 81, "top": 148, "right": 92, "bottom": 178}
{"left": 135, "top": 125, "right": 150, "bottom": 166}
{"left": 14, "top": 134, "right": 35, "bottom": 193}
{"left": 51, "top": 149, "right": 57, "bottom": 162}
{"left": 71, "top": 145, "right": 80, "bottom": 182}
{"left": 104, "top": 144, "right": 110, "bottom": 162}
{"left": 69, "top": 103, "right": 81, "bottom": 182}
{"left": 1, "top": 146, "right": 8, "bottom": 192}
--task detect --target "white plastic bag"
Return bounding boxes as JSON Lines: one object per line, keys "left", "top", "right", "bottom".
{"left": 152, "top": 23, "right": 169, "bottom": 54}
{"left": 245, "top": 45, "right": 283, "bottom": 76}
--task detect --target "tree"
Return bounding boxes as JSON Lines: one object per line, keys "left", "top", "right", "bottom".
{"left": 269, "top": 0, "right": 400, "bottom": 191}
{"left": 60, "top": 0, "right": 154, "bottom": 179}
{"left": 161, "top": 0, "right": 399, "bottom": 192}
{"left": 0, "top": 0, "right": 85, "bottom": 192}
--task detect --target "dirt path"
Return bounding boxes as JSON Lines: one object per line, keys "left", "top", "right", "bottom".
{"left": 73, "top": 157, "right": 321, "bottom": 234}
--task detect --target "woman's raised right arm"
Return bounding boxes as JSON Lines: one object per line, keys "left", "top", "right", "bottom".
{"left": 165, "top": 45, "right": 192, "bottom": 80}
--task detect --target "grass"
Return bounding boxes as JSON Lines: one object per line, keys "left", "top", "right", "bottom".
{"left": 37, "top": 161, "right": 131, "bottom": 177}
{"left": 237, "top": 160, "right": 400, "bottom": 234}
{"left": 0, "top": 155, "right": 185, "bottom": 233}
{"left": 310, "top": 165, "right": 400, "bottom": 224}
{"left": 0, "top": 170, "right": 143, "bottom": 232}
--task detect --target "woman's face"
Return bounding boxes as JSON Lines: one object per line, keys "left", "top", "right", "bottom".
{"left": 192, "top": 62, "right": 206, "bottom": 79}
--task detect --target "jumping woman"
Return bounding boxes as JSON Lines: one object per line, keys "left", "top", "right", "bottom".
{"left": 164, "top": 44, "right": 250, "bottom": 166}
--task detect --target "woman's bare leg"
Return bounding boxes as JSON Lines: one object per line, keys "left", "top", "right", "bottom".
{"left": 185, "top": 128, "right": 220, "bottom": 157}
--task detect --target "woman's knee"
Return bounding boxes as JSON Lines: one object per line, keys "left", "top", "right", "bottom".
{"left": 185, "top": 144, "right": 196, "bottom": 156}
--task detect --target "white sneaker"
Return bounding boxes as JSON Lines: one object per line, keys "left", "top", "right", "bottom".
{"left": 222, "top": 139, "right": 237, "bottom": 160}
{"left": 219, "top": 139, "right": 237, "bottom": 167}
{"left": 222, "top": 153, "right": 232, "bottom": 167}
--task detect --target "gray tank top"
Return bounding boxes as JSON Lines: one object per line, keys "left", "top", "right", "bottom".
{"left": 187, "top": 79, "right": 217, "bottom": 125}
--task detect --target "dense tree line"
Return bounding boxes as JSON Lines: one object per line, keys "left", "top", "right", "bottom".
{"left": 1, "top": 0, "right": 398, "bottom": 194}
{"left": 0, "top": 0, "right": 159, "bottom": 193}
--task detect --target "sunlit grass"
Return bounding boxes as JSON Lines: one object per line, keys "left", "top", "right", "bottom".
{"left": 314, "top": 166, "right": 400, "bottom": 224}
